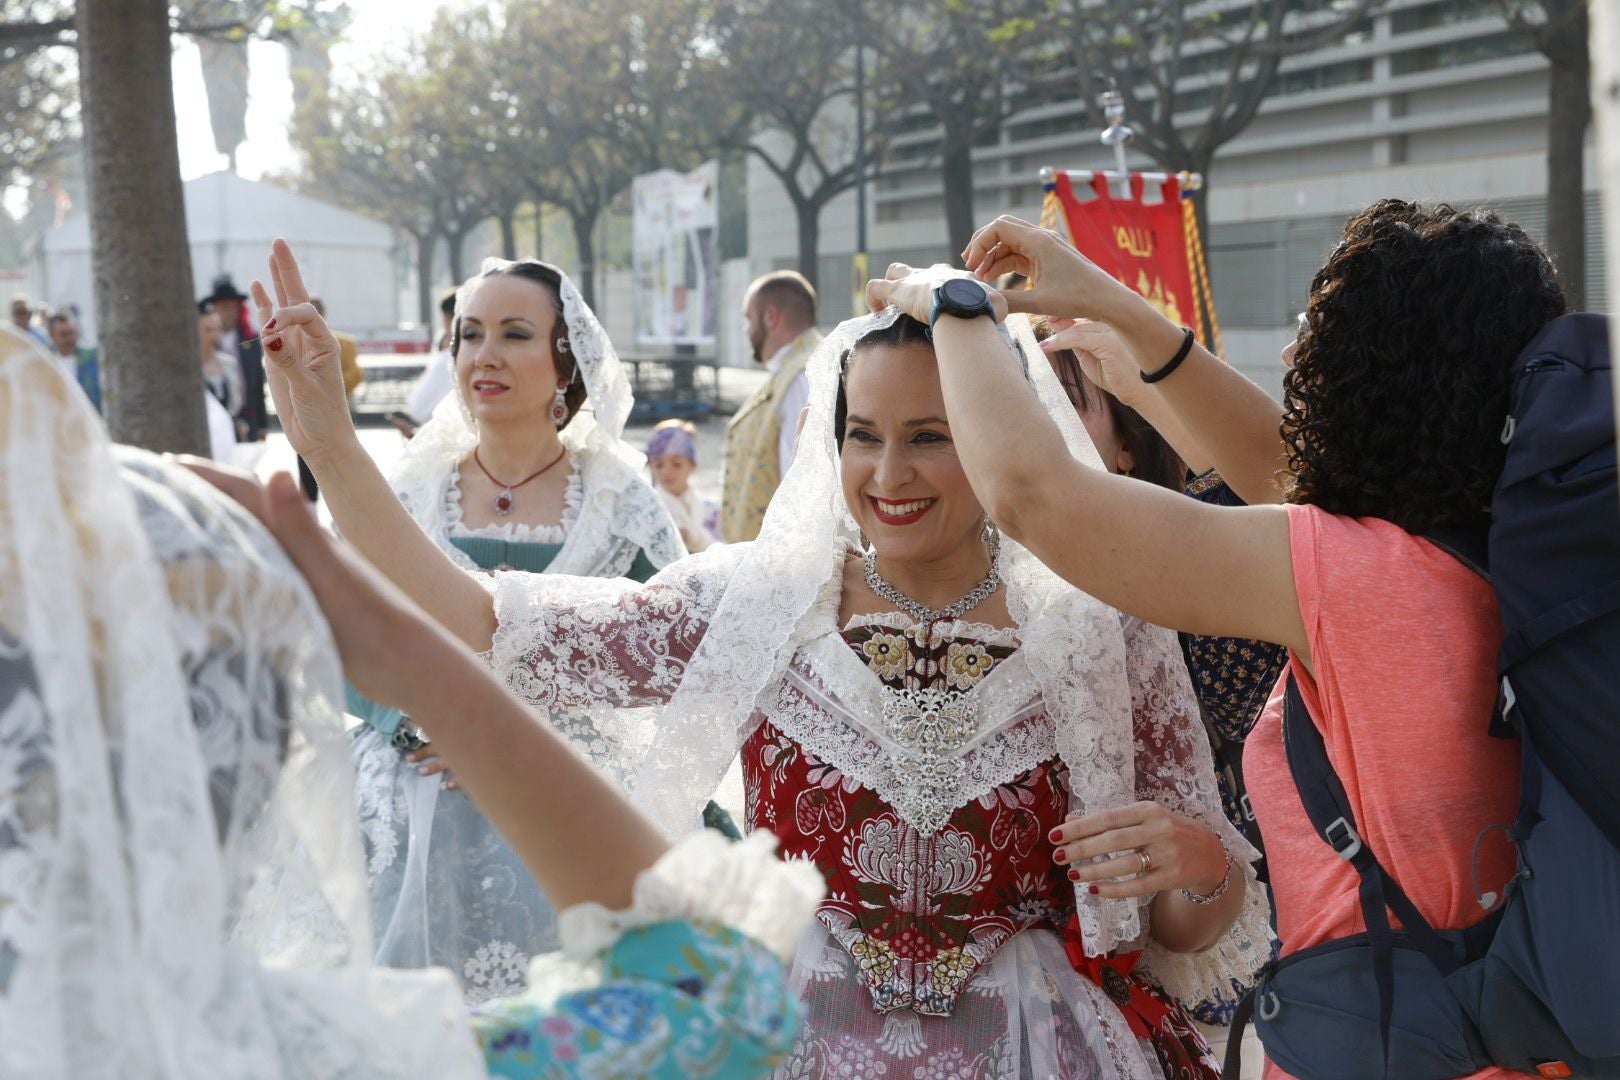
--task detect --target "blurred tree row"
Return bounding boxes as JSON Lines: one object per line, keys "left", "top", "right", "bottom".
{"left": 287, "top": 0, "right": 1055, "bottom": 307}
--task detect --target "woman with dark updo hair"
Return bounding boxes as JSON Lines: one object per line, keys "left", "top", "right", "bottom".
{"left": 872, "top": 199, "right": 1567, "bottom": 1080}
{"left": 276, "top": 245, "right": 690, "bottom": 1003}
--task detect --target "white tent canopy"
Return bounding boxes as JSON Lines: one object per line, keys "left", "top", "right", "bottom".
{"left": 35, "top": 171, "right": 399, "bottom": 343}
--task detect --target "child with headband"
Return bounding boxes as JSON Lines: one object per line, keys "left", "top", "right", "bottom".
{"left": 647, "top": 418, "right": 722, "bottom": 552}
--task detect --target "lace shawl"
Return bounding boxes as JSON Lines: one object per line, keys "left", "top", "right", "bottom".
{"left": 0, "top": 328, "right": 483, "bottom": 1079}
{"left": 389, "top": 257, "right": 685, "bottom": 579}
{"left": 481, "top": 312, "right": 1270, "bottom": 1004}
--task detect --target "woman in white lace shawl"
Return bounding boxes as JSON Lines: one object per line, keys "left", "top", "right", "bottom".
{"left": 335, "top": 253, "right": 689, "bottom": 1001}
{"left": 264, "top": 240, "right": 1271, "bottom": 1078}
{"left": 0, "top": 325, "right": 484, "bottom": 1079}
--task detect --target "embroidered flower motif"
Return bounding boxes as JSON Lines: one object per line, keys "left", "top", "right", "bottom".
{"left": 562, "top": 985, "right": 660, "bottom": 1042}
{"left": 916, "top": 1046, "right": 989, "bottom": 1080}
{"left": 943, "top": 642, "right": 994, "bottom": 691}
{"left": 462, "top": 940, "right": 528, "bottom": 1004}
{"left": 988, "top": 805, "right": 1039, "bottom": 857}
{"left": 826, "top": 1034, "right": 889, "bottom": 1078}
{"left": 795, "top": 784, "right": 847, "bottom": 834}
{"left": 860, "top": 631, "right": 908, "bottom": 681}
{"left": 848, "top": 934, "right": 897, "bottom": 985}
{"left": 930, "top": 947, "right": 977, "bottom": 997}
{"left": 540, "top": 1016, "right": 576, "bottom": 1039}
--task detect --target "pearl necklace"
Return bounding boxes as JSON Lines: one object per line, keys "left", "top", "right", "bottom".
{"left": 862, "top": 530, "right": 1002, "bottom": 626}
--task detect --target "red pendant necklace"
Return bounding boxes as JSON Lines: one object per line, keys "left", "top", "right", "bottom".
{"left": 473, "top": 445, "right": 568, "bottom": 516}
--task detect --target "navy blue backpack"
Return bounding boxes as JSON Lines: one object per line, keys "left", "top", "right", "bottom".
{"left": 1226, "top": 313, "right": 1620, "bottom": 1079}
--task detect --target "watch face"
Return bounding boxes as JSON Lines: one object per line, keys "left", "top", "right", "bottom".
{"left": 942, "top": 278, "right": 988, "bottom": 308}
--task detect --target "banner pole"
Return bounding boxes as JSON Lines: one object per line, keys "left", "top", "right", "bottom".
{"left": 1099, "top": 89, "right": 1133, "bottom": 188}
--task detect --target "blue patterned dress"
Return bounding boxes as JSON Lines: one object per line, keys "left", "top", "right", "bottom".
{"left": 471, "top": 920, "right": 801, "bottom": 1080}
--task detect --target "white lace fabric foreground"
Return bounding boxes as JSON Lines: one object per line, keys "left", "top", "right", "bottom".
{"left": 0, "top": 327, "right": 483, "bottom": 1079}
{"left": 528, "top": 830, "right": 825, "bottom": 1004}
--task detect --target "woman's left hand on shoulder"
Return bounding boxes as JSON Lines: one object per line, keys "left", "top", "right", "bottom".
{"left": 1051, "top": 800, "right": 1226, "bottom": 898}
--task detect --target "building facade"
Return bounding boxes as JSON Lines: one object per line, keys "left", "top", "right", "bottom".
{"left": 735, "top": 0, "right": 1599, "bottom": 393}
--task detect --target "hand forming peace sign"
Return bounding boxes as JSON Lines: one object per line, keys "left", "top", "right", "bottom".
{"left": 253, "top": 238, "right": 356, "bottom": 466}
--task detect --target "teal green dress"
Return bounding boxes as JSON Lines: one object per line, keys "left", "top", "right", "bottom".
{"left": 470, "top": 920, "right": 801, "bottom": 1079}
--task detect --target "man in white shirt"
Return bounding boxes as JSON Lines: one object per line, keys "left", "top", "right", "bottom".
{"left": 399, "top": 287, "right": 459, "bottom": 435}
{"left": 719, "top": 270, "right": 821, "bottom": 542}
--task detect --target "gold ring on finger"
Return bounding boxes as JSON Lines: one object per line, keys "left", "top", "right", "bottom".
{"left": 1137, "top": 848, "right": 1153, "bottom": 874}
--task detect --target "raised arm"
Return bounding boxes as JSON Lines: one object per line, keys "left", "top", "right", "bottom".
{"left": 865, "top": 263, "right": 1309, "bottom": 662}
{"left": 200, "top": 468, "right": 667, "bottom": 912}
{"left": 965, "top": 217, "right": 1289, "bottom": 506}
{"left": 255, "top": 239, "right": 497, "bottom": 650}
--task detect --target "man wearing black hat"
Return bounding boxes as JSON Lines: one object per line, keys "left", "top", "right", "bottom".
{"left": 203, "top": 275, "right": 266, "bottom": 441}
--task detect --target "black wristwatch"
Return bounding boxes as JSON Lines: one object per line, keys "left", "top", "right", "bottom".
{"left": 927, "top": 277, "right": 997, "bottom": 336}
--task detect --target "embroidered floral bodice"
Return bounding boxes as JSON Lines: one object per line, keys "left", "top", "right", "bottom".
{"left": 743, "top": 613, "right": 1074, "bottom": 1017}
{"left": 484, "top": 553, "right": 1272, "bottom": 1020}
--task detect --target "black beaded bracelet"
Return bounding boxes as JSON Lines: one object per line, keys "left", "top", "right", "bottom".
{"left": 1140, "top": 327, "right": 1196, "bottom": 384}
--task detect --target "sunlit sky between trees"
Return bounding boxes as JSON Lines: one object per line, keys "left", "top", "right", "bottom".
{"left": 0, "top": 1, "right": 464, "bottom": 218}
{"left": 180, "top": 0, "right": 458, "bottom": 182}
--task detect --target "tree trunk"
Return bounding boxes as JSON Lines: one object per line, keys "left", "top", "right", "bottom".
{"left": 410, "top": 226, "right": 438, "bottom": 332}
{"left": 77, "top": 0, "right": 205, "bottom": 454}
{"left": 571, "top": 206, "right": 600, "bottom": 309}
{"left": 940, "top": 130, "right": 977, "bottom": 261}
{"left": 794, "top": 194, "right": 820, "bottom": 291}
{"left": 497, "top": 207, "right": 518, "bottom": 261}
{"left": 1545, "top": 45, "right": 1590, "bottom": 310}
{"left": 532, "top": 201, "right": 544, "bottom": 260}
{"left": 446, "top": 226, "right": 468, "bottom": 285}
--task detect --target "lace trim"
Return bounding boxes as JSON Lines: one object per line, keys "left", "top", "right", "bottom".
{"left": 444, "top": 453, "right": 583, "bottom": 544}
{"left": 764, "top": 637, "right": 1052, "bottom": 837}
{"left": 552, "top": 830, "right": 824, "bottom": 966}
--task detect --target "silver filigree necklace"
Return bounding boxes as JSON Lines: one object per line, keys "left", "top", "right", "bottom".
{"left": 863, "top": 529, "right": 1002, "bottom": 627}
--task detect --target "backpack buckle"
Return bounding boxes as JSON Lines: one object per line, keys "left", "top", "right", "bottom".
{"left": 1240, "top": 793, "right": 1256, "bottom": 822}
{"left": 1324, "top": 816, "right": 1363, "bottom": 861}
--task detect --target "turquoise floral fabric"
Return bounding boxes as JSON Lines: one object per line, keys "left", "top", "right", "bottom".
{"left": 471, "top": 920, "right": 799, "bottom": 1079}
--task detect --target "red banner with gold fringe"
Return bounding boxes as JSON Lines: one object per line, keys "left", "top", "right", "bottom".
{"left": 1046, "top": 171, "right": 1220, "bottom": 354}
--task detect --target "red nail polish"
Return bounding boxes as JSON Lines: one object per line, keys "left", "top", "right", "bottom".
{"left": 1067, "top": 868, "right": 1080, "bottom": 882}
{"left": 1053, "top": 849, "right": 1066, "bottom": 864}
{"left": 263, "top": 318, "right": 276, "bottom": 331}
{"left": 1088, "top": 884, "right": 1099, "bottom": 895}
{"left": 1048, "top": 829, "right": 1063, "bottom": 843}
{"left": 267, "top": 338, "right": 283, "bottom": 352}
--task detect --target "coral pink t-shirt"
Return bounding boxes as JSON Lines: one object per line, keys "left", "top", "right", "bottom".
{"left": 1244, "top": 506, "right": 1520, "bottom": 1080}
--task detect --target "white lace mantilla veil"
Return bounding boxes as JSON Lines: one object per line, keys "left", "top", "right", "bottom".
{"left": 390, "top": 257, "right": 685, "bottom": 578}
{"left": 610, "top": 308, "right": 1269, "bottom": 999}
{"left": 0, "top": 326, "right": 484, "bottom": 1079}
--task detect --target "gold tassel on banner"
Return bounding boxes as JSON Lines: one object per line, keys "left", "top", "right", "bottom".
{"left": 1180, "top": 186, "right": 1223, "bottom": 359}
{"left": 1041, "top": 187, "right": 1067, "bottom": 238}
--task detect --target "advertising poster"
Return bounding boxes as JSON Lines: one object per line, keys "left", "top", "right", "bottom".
{"left": 632, "top": 161, "right": 719, "bottom": 347}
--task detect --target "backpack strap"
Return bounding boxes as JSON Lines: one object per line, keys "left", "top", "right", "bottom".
{"left": 1281, "top": 674, "right": 1463, "bottom": 1071}
{"left": 1499, "top": 579, "right": 1620, "bottom": 671}
{"left": 1418, "top": 527, "right": 1515, "bottom": 739}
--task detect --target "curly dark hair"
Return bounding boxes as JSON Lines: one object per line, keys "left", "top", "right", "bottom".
{"left": 1281, "top": 199, "right": 1565, "bottom": 531}
{"left": 451, "top": 260, "right": 587, "bottom": 427}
